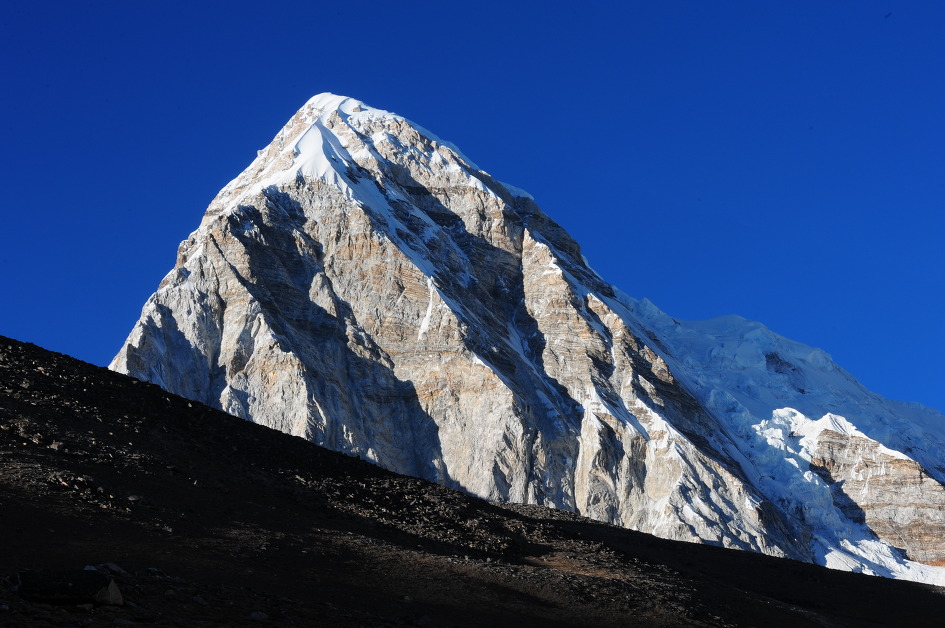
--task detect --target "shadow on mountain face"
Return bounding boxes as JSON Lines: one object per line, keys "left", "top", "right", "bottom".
{"left": 374, "top": 163, "right": 584, "bottom": 425}
{"left": 1, "top": 335, "right": 944, "bottom": 627}
{"left": 123, "top": 186, "right": 448, "bottom": 483}
{"left": 227, "top": 188, "right": 447, "bottom": 481}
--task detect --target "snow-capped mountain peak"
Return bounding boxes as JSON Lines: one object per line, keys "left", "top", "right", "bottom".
{"left": 112, "top": 94, "right": 945, "bottom": 586}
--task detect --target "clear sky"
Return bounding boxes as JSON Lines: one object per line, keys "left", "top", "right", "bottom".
{"left": 2, "top": 1, "right": 943, "bottom": 411}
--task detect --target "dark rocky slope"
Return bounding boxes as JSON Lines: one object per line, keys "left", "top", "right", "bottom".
{"left": 2, "top": 335, "right": 943, "bottom": 626}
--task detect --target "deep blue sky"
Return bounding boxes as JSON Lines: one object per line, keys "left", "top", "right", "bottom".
{"left": 2, "top": 1, "right": 943, "bottom": 411}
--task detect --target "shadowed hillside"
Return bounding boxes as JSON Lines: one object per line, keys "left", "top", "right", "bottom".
{"left": 2, "top": 335, "right": 943, "bottom": 626}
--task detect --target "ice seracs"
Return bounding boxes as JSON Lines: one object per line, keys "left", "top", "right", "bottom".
{"left": 112, "top": 93, "right": 945, "bottom": 586}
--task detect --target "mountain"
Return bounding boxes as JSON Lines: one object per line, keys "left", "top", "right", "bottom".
{"left": 111, "top": 93, "right": 945, "bottom": 585}
{"left": 4, "top": 335, "right": 945, "bottom": 626}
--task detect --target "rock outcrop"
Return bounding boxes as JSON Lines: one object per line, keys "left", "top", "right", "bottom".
{"left": 111, "top": 93, "right": 945, "bottom": 584}
{"left": 808, "top": 422, "right": 945, "bottom": 566}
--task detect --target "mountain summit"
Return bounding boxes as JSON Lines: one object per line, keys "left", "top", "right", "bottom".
{"left": 112, "top": 93, "right": 945, "bottom": 585}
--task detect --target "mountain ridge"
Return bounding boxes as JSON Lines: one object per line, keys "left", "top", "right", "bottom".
{"left": 111, "top": 93, "right": 945, "bottom": 585}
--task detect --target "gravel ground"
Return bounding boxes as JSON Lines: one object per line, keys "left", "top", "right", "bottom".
{"left": 2, "top": 335, "right": 944, "bottom": 626}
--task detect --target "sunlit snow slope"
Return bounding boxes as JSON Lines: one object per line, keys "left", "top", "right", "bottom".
{"left": 630, "top": 300, "right": 945, "bottom": 583}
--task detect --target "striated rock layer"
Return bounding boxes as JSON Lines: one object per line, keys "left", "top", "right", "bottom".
{"left": 112, "top": 94, "right": 945, "bottom": 585}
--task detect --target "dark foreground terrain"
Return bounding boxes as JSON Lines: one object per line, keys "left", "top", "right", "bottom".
{"left": 1, "top": 336, "right": 944, "bottom": 627}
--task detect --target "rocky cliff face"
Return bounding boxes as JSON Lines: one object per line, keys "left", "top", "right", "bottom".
{"left": 112, "top": 94, "right": 945, "bottom": 585}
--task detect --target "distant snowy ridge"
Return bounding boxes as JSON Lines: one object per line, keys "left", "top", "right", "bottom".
{"left": 627, "top": 299, "right": 945, "bottom": 581}
{"left": 113, "top": 93, "right": 945, "bottom": 586}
